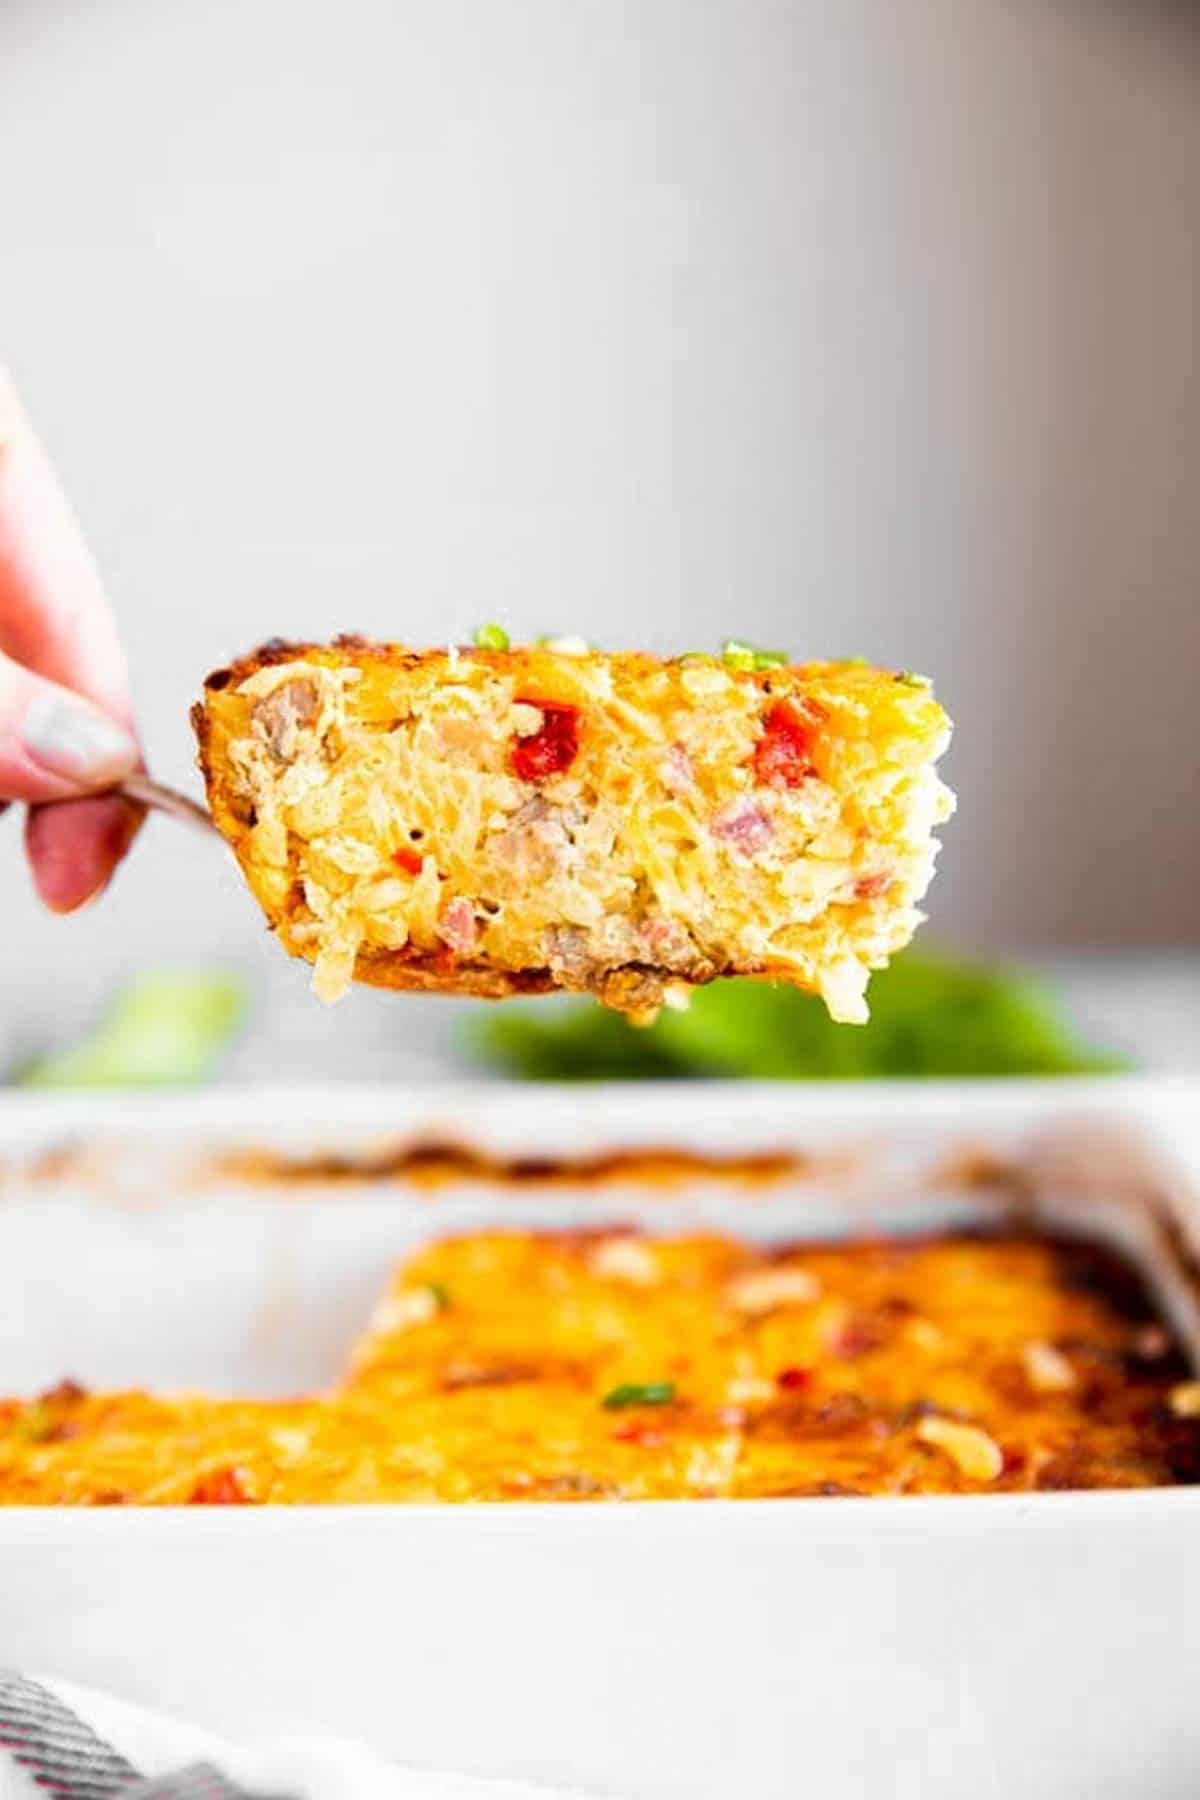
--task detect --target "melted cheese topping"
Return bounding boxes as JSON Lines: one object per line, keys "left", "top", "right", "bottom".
{"left": 0, "top": 1232, "right": 1195, "bottom": 1504}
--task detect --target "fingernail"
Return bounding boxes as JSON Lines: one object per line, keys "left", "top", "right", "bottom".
{"left": 22, "top": 692, "right": 138, "bottom": 785}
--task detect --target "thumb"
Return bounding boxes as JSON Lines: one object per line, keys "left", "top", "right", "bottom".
{"left": 0, "top": 647, "right": 138, "bottom": 805}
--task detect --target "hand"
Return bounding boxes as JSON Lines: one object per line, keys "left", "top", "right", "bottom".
{"left": 0, "top": 364, "right": 142, "bottom": 912}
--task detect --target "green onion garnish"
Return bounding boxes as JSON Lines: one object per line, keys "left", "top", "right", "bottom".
{"left": 428, "top": 1282, "right": 451, "bottom": 1311}
{"left": 895, "top": 670, "right": 930, "bottom": 688}
{"left": 474, "top": 623, "right": 510, "bottom": 651}
{"left": 677, "top": 651, "right": 716, "bottom": 666}
{"left": 722, "top": 640, "right": 789, "bottom": 672}
{"left": 601, "top": 1381, "right": 677, "bottom": 1410}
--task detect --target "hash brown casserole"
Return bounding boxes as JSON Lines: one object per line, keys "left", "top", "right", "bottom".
{"left": 193, "top": 640, "right": 953, "bottom": 1021}
{"left": 1, "top": 1230, "right": 1196, "bottom": 1504}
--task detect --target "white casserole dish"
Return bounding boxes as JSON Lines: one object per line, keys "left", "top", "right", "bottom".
{"left": 0, "top": 1077, "right": 1197, "bottom": 1800}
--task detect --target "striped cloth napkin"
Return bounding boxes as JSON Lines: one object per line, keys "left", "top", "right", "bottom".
{"left": 0, "top": 1675, "right": 596, "bottom": 1800}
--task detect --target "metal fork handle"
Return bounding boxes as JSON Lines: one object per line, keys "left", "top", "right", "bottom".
{"left": 118, "top": 773, "right": 219, "bottom": 835}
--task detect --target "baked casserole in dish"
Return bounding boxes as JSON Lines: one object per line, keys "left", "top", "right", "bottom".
{"left": 2, "top": 1085, "right": 1199, "bottom": 1800}
{"left": 2, "top": 1225, "right": 1196, "bottom": 1505}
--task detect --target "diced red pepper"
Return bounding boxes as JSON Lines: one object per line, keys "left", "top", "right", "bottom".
{"left": 189, "top": 1465, "right": 253, "bottom": 1505}
{"left": 775, "top": 1366, "right": 812, "bottom": 1392}
{"left": 752, "top": 698, "right": 826, "bottom": 789}
{"left": 511, "top": 700, "right": 581, "bottom": 782}
{"left": 393, "top": 847, "right": 424, "bottom": 876}
{"left": 612, "top": 1423, "right": 664, "bottom": 1447}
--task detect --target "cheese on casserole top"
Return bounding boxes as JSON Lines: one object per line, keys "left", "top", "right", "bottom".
{"left": 0, "top": 1232, "right": 1194, "bottom": 1505}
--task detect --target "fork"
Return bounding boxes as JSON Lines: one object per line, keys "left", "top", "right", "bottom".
{"left": 118, "top": 773, "right": 219, "bottom": 835}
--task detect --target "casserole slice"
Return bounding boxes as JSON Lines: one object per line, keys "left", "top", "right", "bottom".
{"left": 194, "top": 638, "right": 953, "bottom": 1020}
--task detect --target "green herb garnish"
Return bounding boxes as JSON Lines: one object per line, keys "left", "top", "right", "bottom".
{"left": 895, "top": 670, "right": 930, "bottom": 688}
{"left": 676, "top": 652, "right": 716, "bottom": 666}
{"left": 474, "top": 623, "right": 510, "bottom": 651}
{"left": 602, "top": 1381, "right": 677, "bottom": 1410}
{"left": 428, "top": 1282, "right": 451, "bottom": 1311}
{"left": 720, "top": 640, "right": 789, "bottom": 671}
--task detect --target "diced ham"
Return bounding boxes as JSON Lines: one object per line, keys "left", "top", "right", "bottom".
{"left": 637, "top": 917, "right": 695, "bottom": 969}
{"left": 544, "top": 924, "right": 591, "bottom": 978}
{"left": 508, "top": 795, "right": 552, "bottom": 827}
{"left": 492, "top": 796, "right": 576, "bottom": 881}
{"left": 710, "top": 798, "right": 774, "bottom": 857}
{"left": 253, "top": 678, "right": 319, "bottom": 762}
{"left": 854, "top": 871, "right": 893, "bottom": 900}
{"left": 437, "top": 897, "right": 478, "bottom": 956}
{"left": 660, "top": 743, "right": 694, "bottom": 794}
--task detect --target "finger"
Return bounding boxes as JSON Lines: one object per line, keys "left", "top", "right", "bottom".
{"left": 25, "top": 794, "right": 143, "bottom": 914}
{"left": 0, "top": 646, "right": 139, "bottom": 805}
{"left": 0, "top": 365, "right": 132, "bottom": 722}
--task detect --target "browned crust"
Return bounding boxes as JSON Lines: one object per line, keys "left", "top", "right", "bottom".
{"left": 351, "top": 953, "right": 820, "bottom": 1012}
{"left": 189, "top": 698, "right": 214, "bottom": 789}
{"left": 200, "top": 635, "right": 430, "bottom": 698}
{"left": 217, "top": 1142, "right": 806, "bottom": 1188}
{"left": 350, "top": 946, "right": 749, "bottom": 1005}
